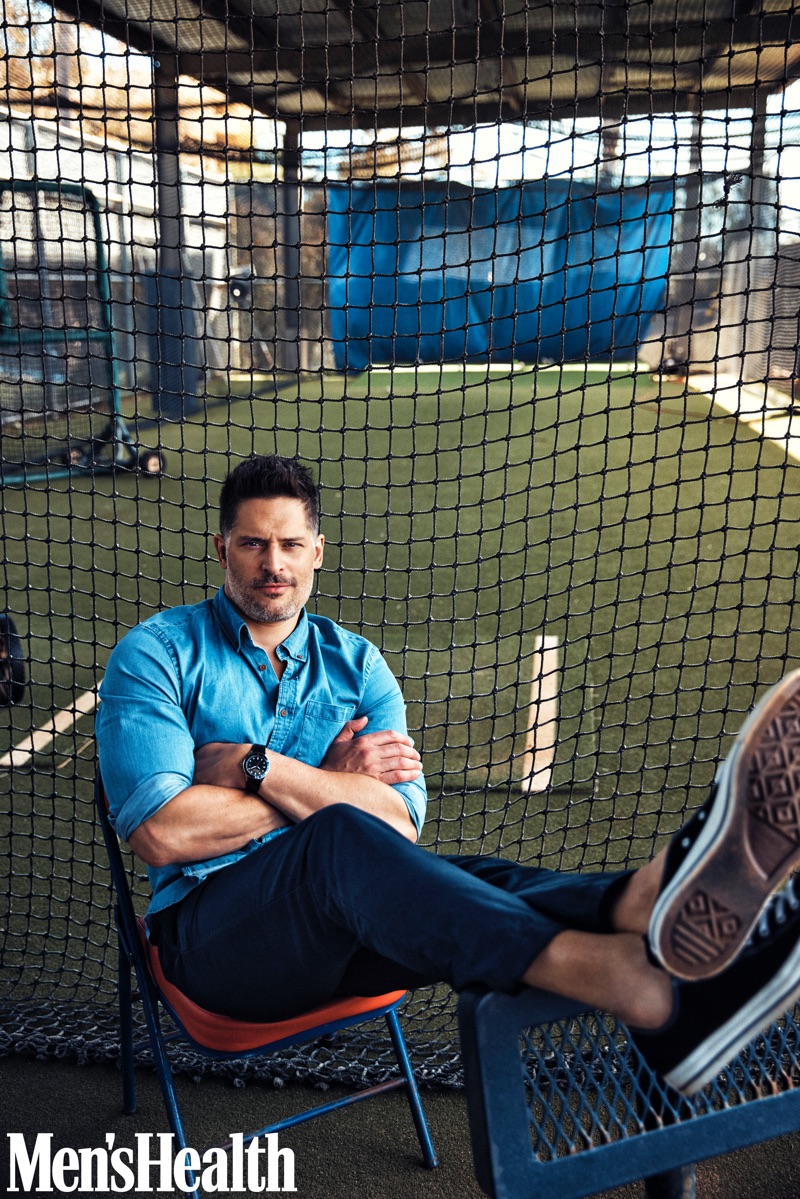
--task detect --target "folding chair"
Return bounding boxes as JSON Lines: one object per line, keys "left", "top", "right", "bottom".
{"left": 95, "top": 774, "right": 438, "bottom": 1197}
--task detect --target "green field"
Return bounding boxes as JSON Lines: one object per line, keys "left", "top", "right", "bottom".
{"left": 3, "top": 364, "right": 800, "bottom": 1002}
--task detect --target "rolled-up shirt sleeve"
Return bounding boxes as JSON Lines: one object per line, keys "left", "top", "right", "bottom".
{"left": 360, "top": 648, "right": 428, "bottom": 836}
{"left": 96, "top": 624, "right": 195, "bottom": 842}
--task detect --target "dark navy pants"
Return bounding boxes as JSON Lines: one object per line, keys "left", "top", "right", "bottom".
{"left": 151, "top": 805, "right": 628, "bottom": 1022}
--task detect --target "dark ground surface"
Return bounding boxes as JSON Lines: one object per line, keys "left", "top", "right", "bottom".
{"left": 3, "top": 1053, "right": 800, "bottom": 1199}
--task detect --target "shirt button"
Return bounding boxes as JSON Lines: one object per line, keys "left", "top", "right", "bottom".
{"left": 280, "top": 709, "right": 288, "bottom": 717}
{"left": 258, "top": 664, "right": 267, "bottom": 672}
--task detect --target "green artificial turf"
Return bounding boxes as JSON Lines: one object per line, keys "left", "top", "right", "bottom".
{"left": 2, "top": 363, "right": 800, "bottom": 1003}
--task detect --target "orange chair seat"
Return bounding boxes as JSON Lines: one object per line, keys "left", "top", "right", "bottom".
{"left": 136, "top": 918, "right": 406, "bottom": 1055}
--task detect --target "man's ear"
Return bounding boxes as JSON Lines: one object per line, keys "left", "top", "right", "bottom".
{"left": 314, "top": 534, "right": 325, "bottom": 569}
{"left": 213, "top": 533, "right": 227, "bottom": 567}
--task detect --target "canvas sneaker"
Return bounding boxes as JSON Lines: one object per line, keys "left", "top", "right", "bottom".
{"left": 634, "top": 875, "right": 800, "bottom": 1096}
{"left": 649, "top": 668, "right": 800, "bottom": 980}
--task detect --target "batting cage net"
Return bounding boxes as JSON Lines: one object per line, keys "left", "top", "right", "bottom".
{"left": 2, "top": 0, "right": 800, "bottom": 1105}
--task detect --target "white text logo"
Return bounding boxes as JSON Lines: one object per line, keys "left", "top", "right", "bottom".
{"left": 7, "top": 1132, "right": 297, "bottom": 1193}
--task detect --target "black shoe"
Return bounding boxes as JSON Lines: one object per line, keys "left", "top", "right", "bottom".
{"left": 649, "top": 668, "right": 800, "bottom": 980}
{"left": 0, "top": 613, "right": 26, "bottom": 706}
{"left": 634, "top": 876, "right": 800, "bottom": 1096}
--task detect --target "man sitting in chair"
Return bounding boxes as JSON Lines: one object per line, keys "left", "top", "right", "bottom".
{"left": 96, "top": 453, "right": 800, "bottom": 1098}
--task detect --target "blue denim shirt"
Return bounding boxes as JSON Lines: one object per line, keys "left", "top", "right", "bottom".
{"left": 96, "top": 587, "right": 427, "bottom": 915}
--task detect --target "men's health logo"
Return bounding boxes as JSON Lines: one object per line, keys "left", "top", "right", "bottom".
{"left": 7, "top": 1131, "right": 296, "bottom": 1193}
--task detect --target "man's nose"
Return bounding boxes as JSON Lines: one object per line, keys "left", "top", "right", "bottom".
{"left": 260, "top": 544, "right": 283, "bottom": 575}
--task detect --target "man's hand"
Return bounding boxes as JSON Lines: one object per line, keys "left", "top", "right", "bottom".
{"left": 320, "top": 717, "right": 422, "bottom": 785}
{"left": 193, "top": 741, "right": 254, "bottom": 790}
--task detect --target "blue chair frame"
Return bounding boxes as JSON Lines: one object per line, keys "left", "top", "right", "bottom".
{"left": 459, "top": 984, "right": 800, "bottom": 1199}
{"left": 95, "top": 775, "right": 438, "bottom": 1197}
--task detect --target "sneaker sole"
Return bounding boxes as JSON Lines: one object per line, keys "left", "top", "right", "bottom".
{"left": 650, "top": 669, "right": 800, "bottom": 981}
{"left": 664, "top": 930, "right": 800, "bottom": 1096}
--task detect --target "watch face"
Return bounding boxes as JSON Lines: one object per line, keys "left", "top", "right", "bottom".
{"left": 244, "top": 751, "right": 269, "bottom": 781}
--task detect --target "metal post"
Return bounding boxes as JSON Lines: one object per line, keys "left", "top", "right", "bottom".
{"left": 681, "top": 118, "right": 704, "bottom": 368}
{"left": 644, "top": 1164, "right": 697, "bottom": 1199}
{"left": 750, "top": 89, "right": 776, "bottom": 253}
{"left": 683, "top": 119, "right": 703, "bottom": 279}
{"left": 743, "top": 89, "right": 778, "bottom": 383}
{"left": 640, "top": 109, "right": 704, "bottom": 373}
{"left": 278, "top": 121, "right": 301, "bottom": 374}
{"left": 665, "top": 113, "right": 702, "bottom": 371}
{"left": 111, "top": 149, "right": 136, "bottom": 390}
{"left": 53, "top": 13, "right": 79, "bottom": 127}
{"left": 153, "top": 54, "right": 200, "bottom": 419}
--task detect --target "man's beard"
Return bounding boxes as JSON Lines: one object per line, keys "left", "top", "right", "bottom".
{"left": 226, "top": 573, "right": 301, "bottom": 625}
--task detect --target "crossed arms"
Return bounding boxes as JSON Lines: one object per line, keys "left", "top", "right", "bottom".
{"left": 128, "top": 716, "right": 422, "bottom": 868}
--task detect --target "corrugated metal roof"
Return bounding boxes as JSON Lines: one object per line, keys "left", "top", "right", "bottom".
{"left": 53, "top": 0, "right": 800, "bottom": 126}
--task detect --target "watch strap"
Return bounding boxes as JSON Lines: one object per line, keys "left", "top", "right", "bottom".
{"left": 243, "top": 743, "right": 269, "bottom": 793}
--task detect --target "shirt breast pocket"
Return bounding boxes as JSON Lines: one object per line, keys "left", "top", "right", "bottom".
{"left": 296, "top": 700, "right": 357, "bottom": 767}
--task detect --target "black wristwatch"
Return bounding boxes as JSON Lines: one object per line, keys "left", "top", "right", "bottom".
{"left": 242, "top": 744, "right": 270, "bottom": 793}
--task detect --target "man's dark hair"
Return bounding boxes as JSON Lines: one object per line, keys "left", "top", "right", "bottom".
{"left": 219, "top": 455, "right": 320, "bottom": 537}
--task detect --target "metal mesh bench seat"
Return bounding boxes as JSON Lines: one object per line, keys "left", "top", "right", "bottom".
{"left": 459, "top": 986, "right": 800, "bottom": 1199}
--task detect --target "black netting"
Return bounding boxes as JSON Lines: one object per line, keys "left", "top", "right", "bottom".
{"left": 2, "top": 0, "right": 800, "bottom": 1096}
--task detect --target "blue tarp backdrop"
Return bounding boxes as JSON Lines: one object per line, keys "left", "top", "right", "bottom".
{"left": 326, "top": 179, "right": 674, "bottom": 371}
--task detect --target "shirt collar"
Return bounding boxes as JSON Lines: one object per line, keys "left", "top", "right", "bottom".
{"left": 212, "top": 586, "right": 309, "bottom": 661}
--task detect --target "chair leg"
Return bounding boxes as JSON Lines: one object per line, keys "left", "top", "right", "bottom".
{"left": 644, "top": 1166, "right": 697, "bottom": 1199}
{"left": 136, "top": 974, "right": 202, "bottom": 1199}
{"left": 116, "top": 922, "right": 136, "bottom": 1115}
{"left": 385, "top": 1008, "right": 439, "bottom": 1168}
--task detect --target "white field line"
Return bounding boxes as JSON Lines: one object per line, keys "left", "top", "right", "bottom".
{"left": 519, "top": 635, "right": 562, "bottom": 794}
{"left": 0, "top": 688, "right": 99, "bottom": 770}
{"left": 368, "top": 361, "right": 638, "bottom": 376}
{"left": 686, "top": 373, "right": 800, "bottom": 465}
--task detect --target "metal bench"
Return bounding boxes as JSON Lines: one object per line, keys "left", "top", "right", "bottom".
{"left": 459, "top": 985, "right": 800, "bottom": 1199}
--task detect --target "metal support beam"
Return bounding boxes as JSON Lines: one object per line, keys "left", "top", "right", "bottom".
{"left": 153, "top": 53, "right": 200, "bottom": 419}
{"left": 750, "top": 88, "right": 777, "bottom": 251}
{"left": 277, "top": 121, "right": 301, "bottom": 374}
{"left": 743, "top": 89, "right": 778, "bottom": 382}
